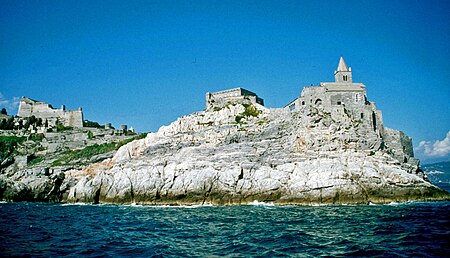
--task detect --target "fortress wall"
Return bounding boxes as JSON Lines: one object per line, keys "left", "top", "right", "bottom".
{"left": 62, "top": 110, "right": 83, "bottom": 128}
{"left": 17, "top": 97, "right": 84, "bottom": 128}
{"left": 17, "top": 101, "right": 33, "bottom": 117}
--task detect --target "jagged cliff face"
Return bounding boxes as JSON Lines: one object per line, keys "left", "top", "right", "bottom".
{"left": 43, "top": 103, "right": 446, "bottom": 205}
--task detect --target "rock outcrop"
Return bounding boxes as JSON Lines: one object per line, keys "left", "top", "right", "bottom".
{"left": 4, "top": 103, "right": 443, "bottom": 205}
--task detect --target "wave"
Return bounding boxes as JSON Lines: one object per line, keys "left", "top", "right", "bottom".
{"left": 247, "top": 200, "right": 275, "bottom": 206}
{"left": 61, "top": 202, "right": 94, "bottom": 206}
{"left": 425, "top": 170, "right": 445, "bottom": 174}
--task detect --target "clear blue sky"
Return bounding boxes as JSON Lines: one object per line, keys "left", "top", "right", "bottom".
{"left": 1, "top": 0, "right": 449, "bottom": 163}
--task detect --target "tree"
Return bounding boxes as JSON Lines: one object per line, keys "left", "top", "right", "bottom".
{"left": 0, "top": 108, "right": 6, "bottom": 115}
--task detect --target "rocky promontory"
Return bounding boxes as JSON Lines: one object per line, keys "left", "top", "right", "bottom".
{"left": 2, "top": 57, "right": 449, "bottom": 205}
{"left": 2, "top": 102, "right": 447, "bottom": 205}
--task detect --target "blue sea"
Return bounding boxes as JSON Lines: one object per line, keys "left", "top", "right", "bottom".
{"left": 1, "top": 200, "right": 449, "bottom": 257}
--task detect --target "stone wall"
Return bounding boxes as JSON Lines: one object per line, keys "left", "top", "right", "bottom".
{"left": 17, "top": 97, "right": 83, "bottom": 128}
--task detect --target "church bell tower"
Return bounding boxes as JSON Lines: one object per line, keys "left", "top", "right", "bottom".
{"left": 334, "top": 57, "right": 352, "bottom": 83}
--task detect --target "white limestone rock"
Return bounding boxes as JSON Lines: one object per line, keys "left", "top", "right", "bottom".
{"left": 59, "top": 104, "right": 449, "bottom": 205}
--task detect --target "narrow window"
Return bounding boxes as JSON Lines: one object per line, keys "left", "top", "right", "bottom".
{"left": 302, "top": 101, "right": 305, "bottom": 105}
{"left": 361, "top": 113, "right": 364, "bottom": 119}
{"left": 372, "top": 112, "right": 377, "bottom": 131}
{"left": 337, "top": 101, "right": 341, "bottom": 105}
{"left": 343, "top": 75, "right": 347, "bottom": 81}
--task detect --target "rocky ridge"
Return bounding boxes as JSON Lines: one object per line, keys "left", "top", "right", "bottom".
{"left": 3, "top": 103, "right": 446, "bottom": 205}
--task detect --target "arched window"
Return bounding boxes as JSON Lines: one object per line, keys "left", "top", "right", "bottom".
{"left": 343, "top": 75, "right": 347, "bottom": 81}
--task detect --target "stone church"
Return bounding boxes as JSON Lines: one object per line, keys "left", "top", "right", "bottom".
{"left": 287, "top": 57, "right": 383, "bottom": 134}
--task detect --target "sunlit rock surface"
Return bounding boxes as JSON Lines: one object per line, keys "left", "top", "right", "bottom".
{"left": 52, "top": 104, "right": 449, "bottom": 205}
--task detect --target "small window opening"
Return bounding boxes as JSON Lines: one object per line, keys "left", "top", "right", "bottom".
{"left": 343, "top": 75, "right": 347, "bottom": 81}
{"left": 337, "top": 101, "right": 342, "bottom": 105}
{"left": 360, "top": 113, "right": 364, "bottom": 119}
{"left": 372, "top": 112, "right": 377, "bottom": 131}
{"left": 302, "top": 101, "right": 305, "bottom": 105}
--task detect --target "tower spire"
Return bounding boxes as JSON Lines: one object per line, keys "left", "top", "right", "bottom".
{"left": 334, "top": 56, "right": 352, "bottom": 83}
{"left": 336, "top": 56, "right": 349, "bottom": 72}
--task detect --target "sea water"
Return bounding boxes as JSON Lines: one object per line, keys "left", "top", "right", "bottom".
{"left": 1, "top": 201, "right": 449, "bottom": 257}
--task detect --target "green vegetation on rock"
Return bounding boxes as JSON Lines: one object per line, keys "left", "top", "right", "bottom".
{"left": 0, "top": 136, "right": 26, "bottom": 167}
{"left": 235, "top": 104, "right": 262, "bottom": 124}
{"left": 51, "top": 133, "right": 146, "bottom": 166}
{"left": 28, "top": 155, "right": 45, "bottom": 166}
{"left": 84, "top": 120, "right": 103, "bottom": 128}
{"left": 55, "top": 123, "right": 73, "bottom": 132}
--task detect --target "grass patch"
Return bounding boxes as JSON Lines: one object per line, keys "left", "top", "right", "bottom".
{"left": 255, "top": 118, "right": 269, "bottom": 125}
{"left": 51, "top": 134, "right": 146, "bottom": 166}
{"left": 28, "top": 155, "right": 44, "bottom": 166}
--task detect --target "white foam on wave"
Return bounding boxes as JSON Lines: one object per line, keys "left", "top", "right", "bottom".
{"left": 61, "top": 202, "right": 94, "bottom": 206}
{"left": 425, "top": 170, "right": 445, "bottom": 175}
{"left": 124, "top": 203, "right": 215, "bottom": 209}
{"left": 248, "top": 200, "right": 275, "bottom": 206}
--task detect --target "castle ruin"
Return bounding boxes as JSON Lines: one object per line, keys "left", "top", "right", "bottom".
{"left": 206, "top": 88, "right": 264, "bottom": 110}
{"left": 17, "top": 97, "right": 84, "bottom": 128}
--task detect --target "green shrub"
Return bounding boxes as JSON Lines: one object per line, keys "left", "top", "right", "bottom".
{"left": 56, "top": 123, "right": 73, "bottom": 132}
{"left": 242, "top": 104, "right": 262, "bottom": 117}
{"left": 235, "top": 104, "right": 261, "bottom": 124}
{"left": 0, "top": 136, "right": 26, "bottom": 162}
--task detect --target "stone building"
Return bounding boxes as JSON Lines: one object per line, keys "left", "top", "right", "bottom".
{"left": 287, "top": 57, "right": 383, "bottom": 134}
{"left": 17, "top": 97, "right": 84, "bottom": 128}
{"left": 206, "top": 88, "right": 264, "bottom": 110}
{"left": 286, "top": 57, "right": 416, "bottom": 165}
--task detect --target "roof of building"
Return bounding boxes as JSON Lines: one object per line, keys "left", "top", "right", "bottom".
{"left": 336, "top": 56, "right": 349, "bottom": 72}
{"left": 21, "top": 96, "right": 46, "bottom": 105}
